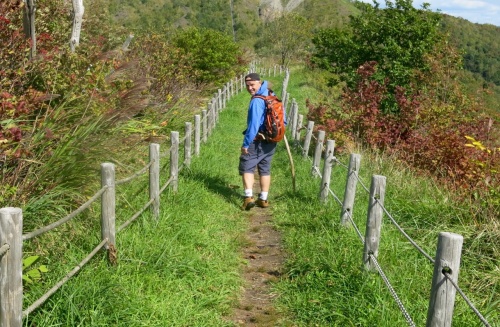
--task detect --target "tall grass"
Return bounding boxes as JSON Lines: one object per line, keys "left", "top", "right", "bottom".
{"left": 268, "top": 67, "right": 499, "bottom": 326}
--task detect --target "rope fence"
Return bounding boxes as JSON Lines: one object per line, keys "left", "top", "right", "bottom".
{"left": 0, "top": 64, "right": 287, "bottom": 326}
{"left": 285, "top": 89, "right": 494, "bottom": 327}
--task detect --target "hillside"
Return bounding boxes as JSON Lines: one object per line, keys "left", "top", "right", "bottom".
{"left": 108, "top": 0, "right": 500, "bottom": 89}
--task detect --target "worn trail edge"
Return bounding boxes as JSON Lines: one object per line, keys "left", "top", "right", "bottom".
{"left": 228, "top": 176, "right": 286, "bottom": 326}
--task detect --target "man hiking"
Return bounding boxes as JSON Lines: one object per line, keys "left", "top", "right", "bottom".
{"left": 239, "top": 73, "right": 277, "bottom": 211}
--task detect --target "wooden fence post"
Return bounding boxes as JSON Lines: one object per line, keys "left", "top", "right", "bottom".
{"left": 194, "top": 115, "right": 201, "bottom": 156}
{"left": 290, "top": 101, "right": 298, "bottom": 140}
{"left": 426, "top": 232, "right": 464, "bottom": 327}
{"left": 149, "top": 144, "right": 160, "bottom": 219}
{"left": 363, "top": 175, "right": 386, "bottom": 271}
{"left": 101, "top": 163, "right": 116, "bottom": 262}
{"left": 170, "top": 131, "right": 179, "bottom": 192}
{"left": 212, "top": 98, "right": 218, "bottom": 127}
{"left": 341, "top": 154, "right": 361, "bottom": 226}
{"left": 213, "top": 97, "right": 219, "bottom": 123}
{"left": 295, "top": 114, "right": 304, "bottom": 144}
{"left": 223, "top": 85, "right": 227, "bottom": 107}
{"left": 312, "top": 130, "right": 325, "bottom": 177}
{"left": 302, "top": 121, "right": 315, "bottom": 157}
{"left": 207, "top": 103, "right": 213, "bottom": 137}
{"left": 184, "top": 122, "right": 192, "bottom": 167}
{"left": 202, "top": 110, "right": 208, "bottom": 143}
{"left": 0, "top": 207, "right": 23, "bottom": 327}
{"left": 218, "top": 89, "right": 223, "bottom": 111}
{"left": 319, "top": 140, "right": 335, "bottom": 203}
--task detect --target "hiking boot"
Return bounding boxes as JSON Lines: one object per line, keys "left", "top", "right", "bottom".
{"left": 242, "top": 197, "right": 255, "bottom": 211}
{"left": 256, "top": 198, "right": 269, "bottom": 208}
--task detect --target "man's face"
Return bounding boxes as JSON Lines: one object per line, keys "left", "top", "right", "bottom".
{"left": 245, "top": 80, "right": 262, "bottom": 96}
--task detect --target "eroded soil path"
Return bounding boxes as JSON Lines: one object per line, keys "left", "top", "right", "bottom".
{"left": 228, "top": 178, "right": 286, "bottom": 326}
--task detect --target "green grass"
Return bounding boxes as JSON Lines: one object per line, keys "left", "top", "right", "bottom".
{"left": 21, "top": 69, "right": 499, "bottom": 326}
{"left": 271, "top": 67, "right": 499, "bottom": 326}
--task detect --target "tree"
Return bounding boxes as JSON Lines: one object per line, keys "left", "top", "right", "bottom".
{"left": 312, "top": 0, "right": 445, "bottom": 112}
{"left": 258, "top": 13, "right": 313, "bottom": 66}
{"left": 70, "top": 0, "right": 84, "bottom": 52}
{"left": 172, "top": 27, "right": 244, "bottom": 87}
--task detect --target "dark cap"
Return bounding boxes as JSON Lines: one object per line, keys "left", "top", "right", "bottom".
{"left": 245, "top": 73, "right": 260, "bottom": 81}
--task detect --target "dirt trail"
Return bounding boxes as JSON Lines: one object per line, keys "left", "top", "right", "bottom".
{"left": 228, "top": 175, "right": 286, "bottom": 326}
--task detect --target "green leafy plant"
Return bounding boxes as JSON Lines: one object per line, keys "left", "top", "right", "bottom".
{"left": 23, "top": 256, "right": 48, "bottom": 284}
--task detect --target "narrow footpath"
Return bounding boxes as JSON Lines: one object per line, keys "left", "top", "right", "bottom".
{"left": 228, "top": 174, "right": 286, "bottom": 326}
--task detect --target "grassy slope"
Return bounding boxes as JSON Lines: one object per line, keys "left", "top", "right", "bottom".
{"left": 23, "top": 85, "right": 255, "bottom": 326}
{"left": 22, "top": 69, "right": 498, "bottom": 326}
{"left": 271, "top": 67, "right": 499, "bottom": 326}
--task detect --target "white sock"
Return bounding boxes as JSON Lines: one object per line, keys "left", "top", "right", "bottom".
{"left": 244, "top": 189, "right": 253, "bottom": 197}
{"left": 259, "top": 192, "right": 268, "bottom": 200}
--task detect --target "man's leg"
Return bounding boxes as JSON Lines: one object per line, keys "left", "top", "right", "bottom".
{"left": 242, "top": 173, "right": 254, "bottom": 193}
{"left": 241, "top": 172, "right": 256, "bottom": 210}
{"left": 259, "top": 175, "right": 270, "bottom": 193}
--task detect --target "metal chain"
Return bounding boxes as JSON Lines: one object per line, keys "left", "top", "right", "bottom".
{"left": 369, "top": 254, "right": 416, "bottom": 327}
{"left": 354, "top": 173, "right": 370, "bottom": 193}
{"left": 328, "top": 188, "right": 343, "bottom": 206}
{"left": 443, "top": 272, "right": 492, "bottom": 327}
{"left": 346, "top": 211, "right": 365, "bottom": 244}
{"left": 375, "top": 198, "right": 435, "bottom": 264}
{"left": 333, "top": 157, "right": 349, "bottom": 170}
{"left": 0, "top": 244, "right": 9, "bottom": 257}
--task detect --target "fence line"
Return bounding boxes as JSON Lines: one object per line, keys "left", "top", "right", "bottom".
{"left": 286, "top": 97, "right": 493, "bottom": 327}
{"left": 22, "top": 186, "right": 109, "bottom": 241}
{"left": 0, "top": 64, "right": 286, "bottom": 326}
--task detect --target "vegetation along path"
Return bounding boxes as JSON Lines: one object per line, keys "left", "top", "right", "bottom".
{"left": 23, "top": 70, "right": 498, "bottom": 326}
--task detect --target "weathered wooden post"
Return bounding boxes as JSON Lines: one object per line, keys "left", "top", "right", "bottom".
{"left": 70, "top": 0, "right": 84, "bottom": 52}
{"left": 311, "top": 130, "right": 325, "bottom": 177}
{"left": 207, "top": 103, "right": 213, "bottom": 137}
{"left": 218, "top": 89, "right": 223, "bottom": 111}
{"left": 149, "top": 144, "right": 160, "bottom": 219}
{"left": 202, "top": 110, "right": 208, "bottom": 143}
{"left": 290, "top": 101, "right": 298, "bottom": 140}
{"left": 194, "top": 114, "right": 201, "bottom": 156}
{"left": 184, "top": 122, "right": 192, "bottom": 167}
{"left": 319, "top": 140, "right": 335, "bottom": 203}
{"left": 212, "top": 98, "right": 218, "bottom": 127}
{"left": 170, "top": 131, "right": 179, "bottom": 192}
{"left": 363, "top": 175, "right": 386, "bottom": 271}
{"left": 341, "top": 154, "right": 361, "bottom": 226}
{"left": 282, "top": 91, "right": 288, "bottom": 116}
{"left": 295, "top": 114, "right": 304, "bottom": 144}
{"left": 222, "top": 85, "right": 227, "bottom": 108}
{"left": 426, "top": 232, "right": 464, "bottom": 327}
{"left": 302, "top": 121, "right": 315, "bottom": 158}
{"left": 0, "top": 207, "right": 23, "bottom": 327}
{"left": 101, "top": 163, "right": 116, "bottom": 263}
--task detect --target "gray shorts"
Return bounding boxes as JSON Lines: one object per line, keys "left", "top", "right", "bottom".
{"left": 239, "top": 141, "right": 277, "bottom": 176}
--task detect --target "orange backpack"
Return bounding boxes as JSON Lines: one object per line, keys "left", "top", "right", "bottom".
{"left": 252, "top": 90, "right": 286, "bottom": 143}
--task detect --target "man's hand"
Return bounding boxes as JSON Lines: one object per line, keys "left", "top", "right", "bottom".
{"left": 241, "top": 147, "right": 249, "bottom": 155}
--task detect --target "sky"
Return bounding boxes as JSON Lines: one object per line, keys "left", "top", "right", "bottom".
{"left": 357, "top": 0, "right": 500, "bottom": 26}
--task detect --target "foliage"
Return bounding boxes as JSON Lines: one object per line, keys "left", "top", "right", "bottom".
{"left": 23, "top": 256, "right": 48, "bottom": 284}
{"left": 307, "top": 60, "right": 500, "bottom": 214}
{"left": 0, "top": 0, "right": 148, "bottom": 206}
{"left": 257, "top": 13, "right": 314, "bottom": 66}
{"left": 172, "top": 27, "right": 245, "bottom": 87}
{"left": 312, "top": 0, "right": 445, "bottom": 112}
{"left": 442, "top": 16, "right": 500, "bottom": 86}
